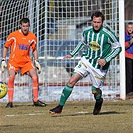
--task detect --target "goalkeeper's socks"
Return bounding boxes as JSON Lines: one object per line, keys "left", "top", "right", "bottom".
{"left": 32, "top": 87, "right": 38, "bottom": 102}
{"left": 59, "top": 84, "right": 73, "bottom": 106}
{"left": 8, "top": 88, "right": 14, "bottom": 102}
{"left": 8, "top": 75, "right": 15, "bottom": 102}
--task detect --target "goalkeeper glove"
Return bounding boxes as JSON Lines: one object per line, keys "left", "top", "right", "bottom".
{"left": 1, "top": 58, "right": 7, "bottom": 73}
{"left": 35, "top": 60, "right": 42, "bottom": 74}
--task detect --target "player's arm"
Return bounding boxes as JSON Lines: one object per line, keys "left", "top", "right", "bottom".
{"left": 104, "top": 42, "right": 122, "bottom": 63}
{"left": 32, "top": 49, "right": 38, "bottom": 61}
{"left": 103, "top": 31, "right": 122, "bottom": 63}
{"left": 69, "top": 31, "right": 87, "bottom": 58}
{"left": 33, "top": 49, "right": 42, "bottom": 74}
{"left": 1, "top": 47, "right": 8, "bottom": 73}
{"left": 70, "top": 41, "right": 84, "bottom": 57}
{"left": 62, "top": 41, "right": 84, "bottom": 61}
{"left": 31, "top": 35, "right": 41, "bottom": 74}
{"left": 32, "top": 41, "right": 42, "bottom": 74}
{"left": 1, "top": 34, "right": 13, "bottom": 73}
{"left": 2, "top": 32, "right": 14, "bottom": 59}
{"left": 99, "top": 46, "right": 121, "bottom": 67}
{"left": 98, "top": 59, "right": 106, "bottom": 67}
{"left": 2, "top": 47, "right": 8, "bottom": 59}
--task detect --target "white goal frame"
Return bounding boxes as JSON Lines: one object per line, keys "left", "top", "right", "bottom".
{"left": 0, "top": 0, "right": 126, "bottom": 102}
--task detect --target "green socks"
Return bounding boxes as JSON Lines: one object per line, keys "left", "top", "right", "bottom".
{"left": 59, "top": 85, "right": 102, "bottom": 107}
{"left": 92, "top": 86, "right": 102, "bottom": 101}
{"left": 59, "top": 84, "right": 73, "bottom": 106}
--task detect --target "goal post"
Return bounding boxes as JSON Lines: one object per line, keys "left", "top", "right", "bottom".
{"left": 118, "top": 0, "right": 126, "bottom": 100}
{"left": 0, "top": 0, "right": 125, "bottom": 102}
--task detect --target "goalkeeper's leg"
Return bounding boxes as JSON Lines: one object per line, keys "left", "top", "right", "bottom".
{"left": 32, "top": 75, "right": 39, "bottom": 102}
{"left": 7, "top": 75, "right": 15, "bottom": 102}
{"left": 32, "top": 75, "right": 46, "bottom": 107}
{"left": 6, "top": 75, "right": 15, "bottom": 108}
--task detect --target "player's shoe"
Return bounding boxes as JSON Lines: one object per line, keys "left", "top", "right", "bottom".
{"left": 49, "top": 105, "right": 63, "bottom": 114}
{"left": 33, "top": 100, "right": 46, "bottom": 107}
{"left": 5, "top": 102, "right": 13, "bottom": 108}
{"left": 93, "top": 98, "right": 103, "bottom": 115}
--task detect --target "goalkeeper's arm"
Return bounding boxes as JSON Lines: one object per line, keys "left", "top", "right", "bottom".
{"left": 1, "top": 47, "right": 8, "bottom": 73}
{"left": 33, "top": 49, "right": 42, "bottom": 74}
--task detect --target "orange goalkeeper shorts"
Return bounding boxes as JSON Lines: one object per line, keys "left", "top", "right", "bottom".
{"left": 8, "top": 61, "right": 35, "bottom": 75}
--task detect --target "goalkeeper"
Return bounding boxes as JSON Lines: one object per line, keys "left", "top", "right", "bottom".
{"left": 50, "top": 11, "right": 122, "bottom": 115}
{"left": 1, "top": 18, "right": 46, "bottom": 108}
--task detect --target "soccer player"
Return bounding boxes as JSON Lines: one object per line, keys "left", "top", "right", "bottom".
{"left": 49, "top": 11, "right": 122, "bottom": 115}
{"left": 1, "top": 18, "right": 46, "bottom": 108}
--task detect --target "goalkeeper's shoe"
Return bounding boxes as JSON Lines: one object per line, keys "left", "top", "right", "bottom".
{"left": 93, "top": 98, "right": 103, "bottom": 115}
{"left": 33, "top": 100, "right": 46, "bottom": 107}
{"left": 49, "top": 105, "right": 63, "bottom": 114}
{"left": 5, "top": 102, "right": 13, "bottom": 108}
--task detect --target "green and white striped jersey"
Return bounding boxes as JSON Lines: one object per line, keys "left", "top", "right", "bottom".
{"left": 70, "top": 26, "right": 122, "bottom": 70}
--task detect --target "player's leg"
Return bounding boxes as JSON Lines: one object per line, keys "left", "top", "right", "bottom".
{"left": 6, "top": 69, "right": 16, "bottom": 108}
{"left": 49, "top": 72, "right": 82, "bottom": 114}
{"left": 28, "top": 69, "right": 39, "bottom": 102}
{"left": 89, "top": 69, "right": 106, "bottom": 115}
{"left": 50, "top": 60, "right": 88, "bottom": 114}
{"left": 25, "top": 64, "right": 46, "bottom": 107}
{"left": 60, "top": 72, "right": 82, "bottom": 106}
{"left": 92, "top": 86, "right": 103, "bottom": 115}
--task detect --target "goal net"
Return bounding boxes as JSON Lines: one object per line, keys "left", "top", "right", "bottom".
{"left": 0, "top": 0, "right": 125, "bottom": 102}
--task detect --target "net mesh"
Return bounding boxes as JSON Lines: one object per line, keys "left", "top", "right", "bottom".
{"left": 0, "top": 0, "right": 121, "bottom": 102}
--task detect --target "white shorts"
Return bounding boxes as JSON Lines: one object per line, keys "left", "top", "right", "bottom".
{"left": 74, "top": 57, "right": 108, "bottom": 88}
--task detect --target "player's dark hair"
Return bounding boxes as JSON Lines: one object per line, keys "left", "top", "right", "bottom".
{"left": 20, "top": 18, "right": 30, "bottom": 24}
{"left": 91, "top": 11, "right": 105, "bottom": 22}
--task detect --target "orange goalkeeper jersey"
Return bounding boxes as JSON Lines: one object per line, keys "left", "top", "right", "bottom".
{"left": 5, "top": 30, "right": 37, "bottom": 65}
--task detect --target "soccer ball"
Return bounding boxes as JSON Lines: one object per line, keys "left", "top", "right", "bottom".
{"left": 0, "top": 82, "right": 8, "bottom": 99}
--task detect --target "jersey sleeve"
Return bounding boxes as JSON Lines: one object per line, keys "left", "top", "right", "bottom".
{"left": 4, "top": 33, "right": 14, "bottom": 48}
{"left": 31, "top": 34, "right": 37, "bottom": 51}
{"left": 70, "top": 41, "right": 84, "bottom": 57}
{"left": 70, "top": 30, "right": 87, "bottom": 57}
{"left": 104, "top": 32, "right": 122, "bottom": 62}
{"left": 81, "top": 30, "right": 87, "bottom": 44}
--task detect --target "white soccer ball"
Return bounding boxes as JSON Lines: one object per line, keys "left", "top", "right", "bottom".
{"left": 0, "top": 82, "right": 7, "bottom": 99}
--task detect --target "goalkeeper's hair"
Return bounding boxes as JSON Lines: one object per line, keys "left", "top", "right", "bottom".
{"left": 91, "top": 11, "right": 105, "bottom": 22}
{"left": 20, "top": 18, "right": 30, "bottom": 25}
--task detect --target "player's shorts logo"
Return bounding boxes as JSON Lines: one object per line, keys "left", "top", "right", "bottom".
{"left": 89, "top": 41, "right": 100, "bottom": 51}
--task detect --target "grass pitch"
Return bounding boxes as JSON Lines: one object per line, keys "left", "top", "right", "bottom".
{"left": 0, "top": 99, "right": 133, "bottom": 133}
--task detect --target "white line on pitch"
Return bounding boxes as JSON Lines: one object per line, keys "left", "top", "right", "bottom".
{"left": 4, "top": 113, "right": 45, "bottom": 117}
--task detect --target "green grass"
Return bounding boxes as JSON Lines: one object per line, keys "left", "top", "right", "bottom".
{"left": 0, "top": 99, "right": 133, "bottom": 133}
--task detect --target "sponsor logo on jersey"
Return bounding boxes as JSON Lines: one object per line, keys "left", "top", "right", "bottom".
{"left": 18, "top": 44, "right": 28, "bottom": 50}
{"left": 89, "top": 41, "right": 100, "bottom": 50}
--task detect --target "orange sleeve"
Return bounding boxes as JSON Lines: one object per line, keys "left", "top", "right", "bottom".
{"left": 4, "top": 33, "right": 15, "bottom": 48}
{"left": 31, "top": 34, "right": 37, "bottom": 51}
